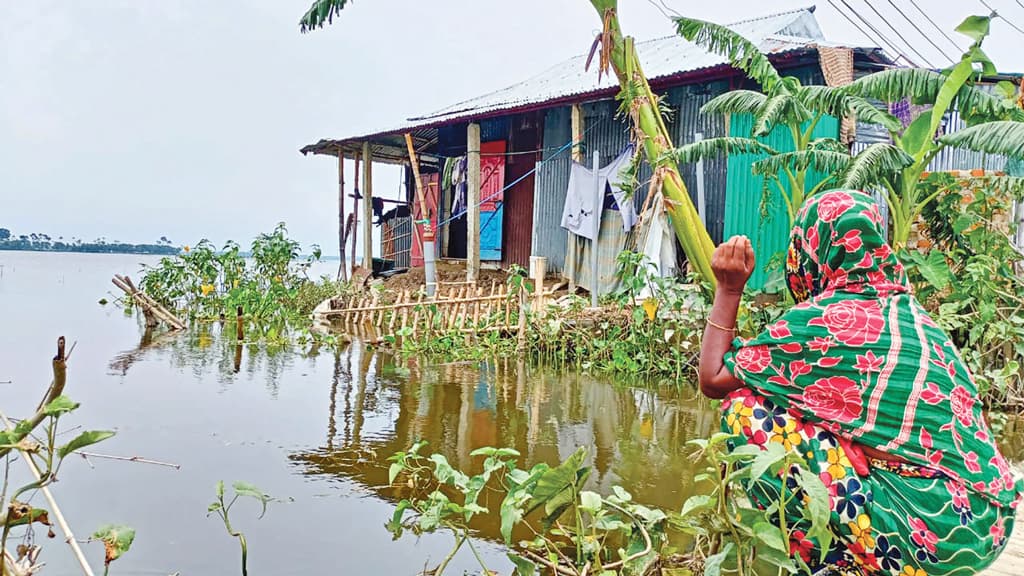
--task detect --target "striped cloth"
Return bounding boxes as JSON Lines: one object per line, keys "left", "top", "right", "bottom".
{"left": 563, "top": 209, "right": 629, "bottom": 297}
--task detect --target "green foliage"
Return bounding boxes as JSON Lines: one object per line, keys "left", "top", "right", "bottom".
{"left": 904, "top": 175, "right": 1024, "bottom": 407}
{"left": 91, "top": 525, "right": 136, "bottom": 575}
{"left": 299, "top": 0, "right": 354, "bottom": 32}
{"left": 386, "top": 443, "right": 671, "bottom": 576}
{"left": 676, "top": 434, "right": 832, "bottom": 576}
{"left": 2, "top": 386, "right": 124, "bottom": 573}
{"left": 208, "top": 480, "right": 276, "bottom": 576}
{"left": 137, "top": 223, "right": 340, "bottom": 340}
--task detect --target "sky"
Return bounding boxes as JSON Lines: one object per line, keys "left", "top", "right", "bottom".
{"left": 2, "top": 0, "right": 1022, "bottom": 256}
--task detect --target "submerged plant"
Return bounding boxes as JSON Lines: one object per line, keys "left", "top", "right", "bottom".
{"left": 207, "top": 481, "right": 274, "bottom": 576}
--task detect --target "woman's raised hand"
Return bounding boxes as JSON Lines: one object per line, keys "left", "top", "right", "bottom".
{"left": 712, "top": 235, "right": 755, "bottom": 295}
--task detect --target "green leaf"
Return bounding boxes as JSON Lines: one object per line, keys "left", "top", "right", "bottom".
{"left": 388, "top": 462, "right": 403, "bottom": 485}
{"left": 796, "top": 467, "right": 832, "bottom": 561}
{"left": 610, "top": 485, "right": 633, "bottom": 504}
{"left": 680, "top": 494, "right": 714, "bottom": 517}
{"left": 525, "top": 447, "right": 590, "bottom": 525}
{"left": 57, "top": 430, "right": 116, "bottom": 459}
{"left": 700, "top": 90, "right": 768, "bottom": 117}
{"left": 92, "top": 524, "right": 135, "bottom": 567}
{"left": 938, "top": 121, "right": 1024, "bottom": 159}
{"left": 675, "top": 17, "right": 783, "bottom": 92}
{"left": 955, "top": 14, "right": 991, "bottom": 43}
{"left": 753, "top": 521, "right": 787, "bottom": 552}
{"left": 928, "top": 59, "right": 975, "bottom": 158}
{"left": 232, "top": 481, "right": 273, "bottom": 519}
{"left": 43, "top": 395, "right": 80, "bottom": 416}
{"left": 579, "top": 491, "right": 603, "bottom": 513}
{"left": 750, "top": 443, "right": 788, "bottom": 482}
{"left": 840, "top": 143, "right": 914, "bottom": 189}
{"left": 752, "top": 94, "right": 810, "bottom": 137}
{"left": 470, "top": 446, "right": 521, "bottom": 458}
{"left": 215, "top": 480, "right": 225, "bottom": 499}
{"left": 207, "top": 502, "right": 222, "bottom": 513}
{"left": 703, "top": 541, "right": 734, "bottom": 576}
{"left": 900, "top": 113, "right": 935, "bottom": 158}
{"left": 996, "top": 81, "right": 1018, "bottom": 100}
{"left": 912, "top": 251, "right": 953, "bottom": 290}
{"left": 508, "top": 554, "right": 537, "bottom": 576}
{"left": 758, "top": 545, "right": 799, "bottom": 572}
{"left": 669, "top": 137, "right": 778, "bottom": 166}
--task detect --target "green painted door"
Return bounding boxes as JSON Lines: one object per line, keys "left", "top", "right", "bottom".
{"left": 723, "top": 114, "right": 840, "bottom": 291}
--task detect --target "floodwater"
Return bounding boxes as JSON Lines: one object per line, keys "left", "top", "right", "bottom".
{"left": 2, "top": 251, "right": 1021, "bottom": 575}
{"left": 0, "top": 251, "right": 721, "bottom": 575}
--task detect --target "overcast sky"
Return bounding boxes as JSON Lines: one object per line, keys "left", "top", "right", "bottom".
{"left": 2, "top": 0, "right": 1021, "bottom": 255}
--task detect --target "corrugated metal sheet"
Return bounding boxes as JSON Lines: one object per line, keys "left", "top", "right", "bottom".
{"left": 724, "top": 113, "right": 840, "bottom": 290}
{"left": 532, "top": 108, "right": 573, "bottom": 272}
{"left": 671, "top": 82, "right": 731, "bottom": 243}
{"left": 411, "top": 9, "right": 827, "bottom": 125}
{"left": 503, "top": 113, "right": 541, "bottom": 269}
{"left": 302, "top": 8, "right": 890, "bottom": 158}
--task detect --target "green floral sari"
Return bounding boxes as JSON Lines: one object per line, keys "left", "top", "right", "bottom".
{"left": 722, "top": 190, "right": 1022, "bottom": 576}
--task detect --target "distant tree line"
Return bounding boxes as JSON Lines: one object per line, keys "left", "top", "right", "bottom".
{"left": 0, "top": 228, "right": 180, "bottom": 255}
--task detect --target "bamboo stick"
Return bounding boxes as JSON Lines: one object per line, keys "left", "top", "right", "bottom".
{"left": 388, "top": 290, "right": 404, "bottom": 334}
{"left": 411, "top": 292, "right": 424, "bottom": 338}
{"left": 400, "top": 290, "right": 411, "bottom": 333}
{"left": 369, "top": 292, "right": 380, "bottom": 328}
{"left": 111, "top": 277, "right": 185, "bottom": 330}
{"left": 119, "top": 276, "right": 184, "bottom": 328}
{"left": 504, "top": 285, "right": 513, "bottom": 328}
{"left": 319, "top": 287, "right": 558, "bottom": 317}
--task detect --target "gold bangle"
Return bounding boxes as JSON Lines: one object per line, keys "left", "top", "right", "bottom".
{"left": 707, "top": 319, "right": 736, "bottom": 332}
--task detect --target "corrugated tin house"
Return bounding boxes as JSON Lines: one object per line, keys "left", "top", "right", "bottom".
{"left": 302, "top": 6, "right": 896, "bottom": 287}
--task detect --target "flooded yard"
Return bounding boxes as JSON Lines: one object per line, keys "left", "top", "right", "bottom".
{"left": 1, "top": 251, "right": 1020, "bottom": 575}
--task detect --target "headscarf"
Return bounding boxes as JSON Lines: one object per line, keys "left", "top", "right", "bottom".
{"left": 725, "top": 190, "right": 1022, "bottom": 508}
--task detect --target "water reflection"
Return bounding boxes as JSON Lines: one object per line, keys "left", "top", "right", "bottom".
{"left": 287, "top": 343, "right": 721, "bottom": 542}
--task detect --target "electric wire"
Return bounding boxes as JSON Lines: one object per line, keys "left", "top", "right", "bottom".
{"left": 980, "top": 0, "right": 1024, "bottom": 36}
{"left": 828, "top": 0, "right": 911, "bottom": 63}
{"left": 907, "top": 0, "right": 965, "bottom": 52}
{"left": 885, "top": 0, "right": 957, "bottom": 63}
{"left": 857, "top": 0, "right": 937, "bottom": 67}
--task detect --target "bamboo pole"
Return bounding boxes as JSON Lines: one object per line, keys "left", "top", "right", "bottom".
{"left": 111, "top": 276, "right": 185, "bottom": 330}
{"left": 411, "top": 292, "right": 424, "bottom": 338}
{"left": 587, "top": 1, "right": 716, "bottom": 286}
{"left": 337, "top": 151, "right": 348, "bottom": 282}
{"left": 404, "top": 133, "right": 438, "bottom": 297}
{"left": 362, "top": 142, "right": 373, "bottom": 272}
{"left": 351, "top": 152, "right": 361, "bottom": 274}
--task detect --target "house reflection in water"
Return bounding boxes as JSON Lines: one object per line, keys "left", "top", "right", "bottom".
{"left": 289, "top": 344, "right": 720, "bottom": 543}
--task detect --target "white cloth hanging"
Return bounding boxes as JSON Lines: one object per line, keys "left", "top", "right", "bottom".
{"left": 560, "top": 147, "right": 638, "bottom": 240}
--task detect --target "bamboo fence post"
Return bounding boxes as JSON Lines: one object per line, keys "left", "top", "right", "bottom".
{"left": 411, "top": 292, "right": 424, "bottom": 338}
{"left": 516, "top": 285, "right": 528, "bottom": 355}
{"left": 388, "top": 290, "right": 404, "bottom": 335}
{"left": 400, "top": 290, "right": 411, "bottom": 332}
{"left": 504, "top": 285, "right": 513, "bottom": 329}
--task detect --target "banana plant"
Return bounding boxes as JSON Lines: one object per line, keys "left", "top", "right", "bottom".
{"left": 836, "top": 14, "right": 1024, "bottom": 248}
{"left": 300, "top": 0, "right": 719, "bottom": 287}
{"left": 672, "top": 16, "right": 909, "bottom": 226}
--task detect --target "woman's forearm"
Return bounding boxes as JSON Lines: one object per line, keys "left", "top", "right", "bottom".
{"left": 698, "top": 288, "right": 744, "bottom": 399}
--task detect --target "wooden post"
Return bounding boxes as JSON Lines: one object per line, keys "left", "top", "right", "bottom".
{"left": 362, "top": 141, "right": 373, "bottom": 272}
{"left": 571, "top": 103, "right": 584, "bottom": 163}
{"left": 337, "top": 151, "right": 348, "bottom": 281}
{"left": 530, "top": 256, "right": 547, "bottom": 313}
{"left": 466, "top": 122, "right": 481, "bottom": 283}
{"left": 351, "top": 152, "right": 361, "bottom": 272}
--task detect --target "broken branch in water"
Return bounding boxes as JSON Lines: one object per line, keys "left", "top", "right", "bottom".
{"left": 0, "top": 338, "right": 68, "bottom": 460}
{"left": 75, "top": 452, "right": 180, "bottom": 470}
{"left": 0, "top": 413, "right": 96, "bottom": 576}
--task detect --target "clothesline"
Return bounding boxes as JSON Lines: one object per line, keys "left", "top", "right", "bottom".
{"left": 436, "top": 117, "right": 611, "bottom": 230}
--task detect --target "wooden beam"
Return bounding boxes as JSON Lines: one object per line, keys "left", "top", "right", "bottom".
{"left": 571, "top": 103, "right": 584, "bottom": 163}
{"left": 351, "top": 152, "right": 360, "bottom": 271}
{"left": 337, "top": 152, "right": 348, "bottom": 281}
{"left": 362, "top": 141, "right": 373, "bottom": 271}
{"left": 466, "top": 123, "right": 481, "bottom": 283}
